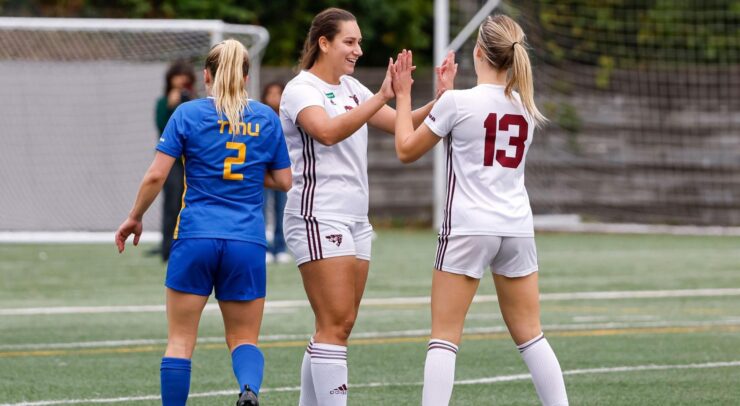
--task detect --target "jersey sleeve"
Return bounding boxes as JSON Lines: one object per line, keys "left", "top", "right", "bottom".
{"left": 281, "top": 82, "right": 325, "bottom": 124}
{"left": 268, "top": 113, "right": 292, "bottom": 170}
{"left": 424, "top": 91, "right": 458, "bottom": 138}
{"left": 156, "top": 106, "right": 185, "bottom": 157}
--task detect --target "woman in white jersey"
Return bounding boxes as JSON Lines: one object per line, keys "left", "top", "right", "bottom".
{"left": 280, "top": 7, "right": 456, "bottom": 406}
{"left": 391, "top": 15, "right": 569, "bottom": 406}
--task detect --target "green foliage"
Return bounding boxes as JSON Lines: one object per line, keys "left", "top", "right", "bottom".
{"left": 537, "top": 0, "right": 740, "bottom": 69}
{"left": 1, "top": 0, "right": 433, "bottom": 66}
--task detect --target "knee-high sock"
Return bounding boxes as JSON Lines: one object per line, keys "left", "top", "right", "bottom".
{"left": 518, "top": 332, "right": 569, "bottom": 406}
{"left": 160, "top": 357, "right": 191, "bottom": 406}
{"left": 231, "top": 344, "right": 265, "bottom": 395}
{"left": 310, "top": 342, "right": 348, "bottom": 406}
{"left": 422, "top": 339, "right": 458, "bottom": 406}
{"left": 299, "top": 337, "right": 318, "bottom": 406}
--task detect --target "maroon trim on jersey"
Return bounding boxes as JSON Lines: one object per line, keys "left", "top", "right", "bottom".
{"left": 299, "top": 127, "right": 323, "bottom": 261}
{"left": 434, "top": 136, "right": 456, "bottom": 270}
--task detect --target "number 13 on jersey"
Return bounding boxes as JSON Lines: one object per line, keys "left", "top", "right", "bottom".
{"left": 483, "top": 113, "right": 528, "bottom": 169}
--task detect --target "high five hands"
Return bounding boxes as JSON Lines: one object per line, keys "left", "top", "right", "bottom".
{"left": 386, "top": 50, "right": 457, "bottom": 100}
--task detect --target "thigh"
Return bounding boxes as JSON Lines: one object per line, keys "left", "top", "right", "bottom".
{"left": 165, "top": 287, "right": 209, "bottom": 358}
{"left": 492, "top": 272, "right": 542, "bottom": 345}
{"left": 430, "top": 269, "right": 480, "bottom": 345}
{"left": 215, "top": 240, "right": 266, "bottom": 301}
{"left": 352, "top": 259, "right": 370, "bottom": 313}
{"left": 490, "top": 237, "right": 538, "bottom": 277}
{"left": 284, "top": 214, "right": 357, "bottom": 265}
{"left": 219, "top": 298, "right": 265, "bottom": 350}
{"left": 435, "top": 235, "right": 501, "bottom": 279}
{"left": 166, "top": 238, "right": 218, "bottom": 296}
{"left": 299, "top": 256, "right": 360, "bottom": 325}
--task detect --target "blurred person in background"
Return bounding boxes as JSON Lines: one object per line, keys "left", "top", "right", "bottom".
{"left": 261, "top": 81, "right": 292, "bottom": 264}
{"left": 391, "top": 15, "right": 568, "bottom": 406}
{"left": 117, "top": 39, "right": 292, "bottom": 406}
{"left": 280, "top": 7, "right": 455, "bottom": 406}
{"left": 155, "top": 60, "right": 196, "bottom": 261}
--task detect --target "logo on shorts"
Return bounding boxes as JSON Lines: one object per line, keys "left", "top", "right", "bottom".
{"left": 330, "top": 384, "right": 348, "bottom": 395}
{"left": 428, "top": 113, "right": 436, "bottom": 122}
{"left": 325, "top": 234, "right": 343, "bottom": 247}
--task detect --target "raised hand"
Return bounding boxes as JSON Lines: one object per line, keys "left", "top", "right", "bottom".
{"left": 435, "top": 51, "right": 457, "bottom": 100}
{"left": 115, "top": 216, "right": 143, "bottom": 253}
{"left": 379, "top": 57, "right": 396, "bottom": 101}
{"left": 391, "top": 49, "right": 415, "bottom": 97}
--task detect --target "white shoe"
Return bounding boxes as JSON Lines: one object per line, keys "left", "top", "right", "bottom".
{"left": 276, "top": 252, "right": 292, "bottom": 264}
{"left": 265, "top": 252, "right": 275, "bottom": 264}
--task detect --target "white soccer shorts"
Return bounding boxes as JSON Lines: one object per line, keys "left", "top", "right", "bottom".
{"left": 284, "top": 213, "right": 373, "bottom": 266}
{"left": 434, "top": 235, "right": 538, "bottom": 279}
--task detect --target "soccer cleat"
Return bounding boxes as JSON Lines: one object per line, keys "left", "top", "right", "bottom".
{"left": 236, "top": 384, "right": 259, "bottom": 406}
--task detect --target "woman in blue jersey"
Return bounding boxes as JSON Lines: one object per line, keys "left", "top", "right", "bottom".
{"left": 115, "top": 39, "right": 291, "bottom": 406}
{"left": 391, "top": 15, "right": 568, "bottom": 406}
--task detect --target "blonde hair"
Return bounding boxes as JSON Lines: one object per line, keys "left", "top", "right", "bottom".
{"left": 477, "top": 15, "right": 547, "bottom": 126}
{"left": 205, "top": 39, "right": 250, "bottom": 130}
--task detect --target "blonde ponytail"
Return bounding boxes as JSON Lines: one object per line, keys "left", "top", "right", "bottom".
{"left": 508, "top": 42, "right": 547, "bottom": 125}
{"left": 478, "top": 15, "right": 547, "bottom": 126}
{"left": 205, "top": 39, "right": 250, "bottom": 131}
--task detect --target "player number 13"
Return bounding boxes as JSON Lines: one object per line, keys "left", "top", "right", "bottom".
{"left": 483, "top": 113, "right": 528, "bottom": 169}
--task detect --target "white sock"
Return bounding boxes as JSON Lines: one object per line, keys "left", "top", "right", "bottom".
{"left": 422, "top": 339, "right": 458, "bottom": 406}
{"left": 518, "top": 332, "right": 569, "bottom": 406}
{"left": 299, "top": 337, "right": 317, "bottom": 406}
{"left": 310, "top": 342, "right": 348, "bottom": 406}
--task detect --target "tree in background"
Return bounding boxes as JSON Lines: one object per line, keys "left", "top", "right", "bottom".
{"left": 0, "top": 0, "right": 434, "bottom": 66}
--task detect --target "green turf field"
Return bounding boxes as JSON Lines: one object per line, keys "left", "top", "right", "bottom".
{"left": 2, "top": 230, "right": 740, "bottom": 405}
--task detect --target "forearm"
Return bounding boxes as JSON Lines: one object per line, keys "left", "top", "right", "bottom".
{"left": 411, "top": 99, "right": 435, "bottom": 128}
{"left": 129, "top": 172, "right": 167, "bottom": 221}
{"left": 394, "top": 94, "right": 415, "bottom": 158}
{"left": 318, "top": 93, "right": 389, "bottom": 145}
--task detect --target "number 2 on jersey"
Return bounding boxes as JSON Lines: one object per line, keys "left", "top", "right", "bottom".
{"left": 223, "top": 142, "right": 245, "bottom": 180}
{"left": 483, "top": 113, "right": 528, "bottom": 168}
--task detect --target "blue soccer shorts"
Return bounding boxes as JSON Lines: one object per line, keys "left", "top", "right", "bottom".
{"left": 166, "top": 238, "right": 266, "bottom": 301}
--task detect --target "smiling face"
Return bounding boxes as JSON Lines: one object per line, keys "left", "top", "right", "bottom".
{"left": 320, "top": 20, "right": 363, "bottom": 76}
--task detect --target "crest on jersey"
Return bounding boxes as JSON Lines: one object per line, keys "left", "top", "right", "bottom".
{"left": 350, "top": 94, "right": 360, "bottom": 105}
{"left": 325, "top": 92, "right": 336, "bottom": 99}
{"left": 325, "top": 234, "right": 343, "bottom": 247}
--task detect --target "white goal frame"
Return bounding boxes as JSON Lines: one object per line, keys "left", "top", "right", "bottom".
{"left": 0, "top": 17, "right": 270, "bottom": 98}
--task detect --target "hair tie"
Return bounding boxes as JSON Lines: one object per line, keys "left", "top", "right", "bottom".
{"left": 512, "top": 42, "right": 519, "bottom": 49}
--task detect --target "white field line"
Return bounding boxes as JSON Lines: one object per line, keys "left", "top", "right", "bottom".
{"left": 3, "top": 288, "right": 740, "bottom": 316}
{"left": 2, "top": 360, "right": 739, "bottom": 406}
{"left": 3, "top": 318, "right": 740, "bottom": 351}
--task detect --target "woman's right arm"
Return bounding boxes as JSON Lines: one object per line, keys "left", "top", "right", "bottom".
{"left": 115, "top": 152, "right": 176, "bottom": 252}
{"left": 296, "top": 60, "right": 395, "bottom": 146}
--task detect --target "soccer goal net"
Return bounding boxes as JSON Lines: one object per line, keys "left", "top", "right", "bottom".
{"left": 437, "top": 0, "right": 740, "bottom": 227}
{"left": 0, "top": 18, "right": 268, "bottom": 232}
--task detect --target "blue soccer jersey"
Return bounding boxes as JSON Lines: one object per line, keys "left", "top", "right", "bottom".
{"left": 156, "top": 98, "right": 291, "bottom": 246}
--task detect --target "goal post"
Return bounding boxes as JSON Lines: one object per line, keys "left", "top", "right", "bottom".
{"left": 0, "top": 18, "right": 269, "bottom": 232}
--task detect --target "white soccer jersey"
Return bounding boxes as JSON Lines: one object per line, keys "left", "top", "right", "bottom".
{"left": 424, "top": 84, "right": 535, "bottom": 237}
{"left": 280, "top": 70, "right": 374, "bottom": 220}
